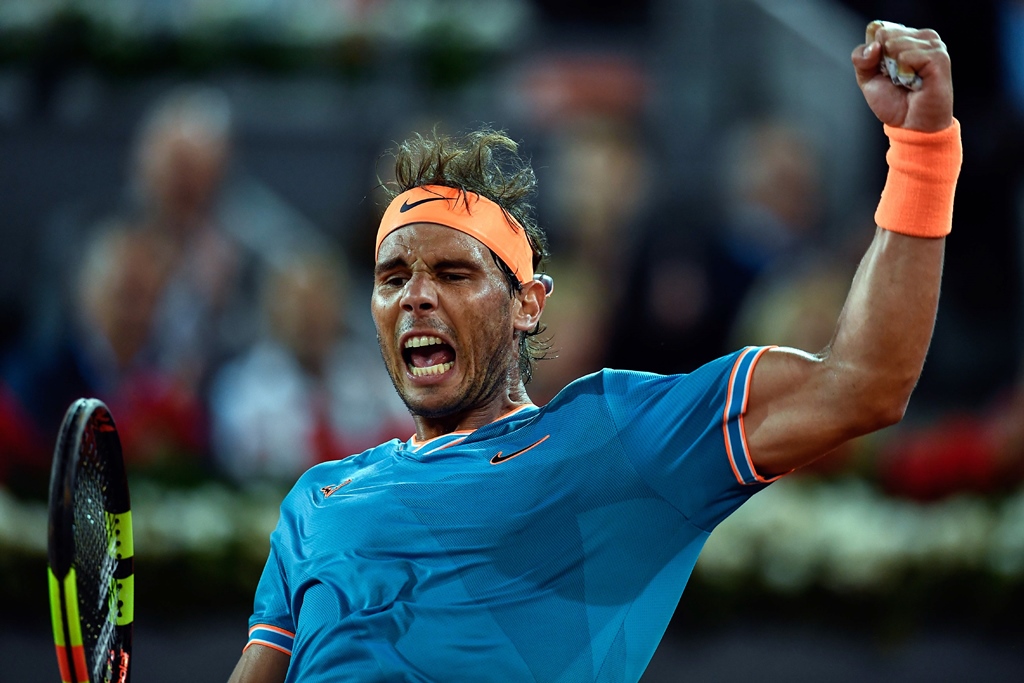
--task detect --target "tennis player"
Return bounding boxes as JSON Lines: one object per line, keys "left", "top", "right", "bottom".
{"left": 229, "top": 21, "right": 960, "bottom": 683}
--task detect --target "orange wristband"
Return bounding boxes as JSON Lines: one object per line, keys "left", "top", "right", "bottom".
{"left": 874, "top": 118, "right": 962, "bottom": 238}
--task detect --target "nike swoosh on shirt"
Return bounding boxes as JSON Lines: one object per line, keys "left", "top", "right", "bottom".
{"left": 490, "top": 435, "right": 550, "bottom": 465}
{"left": 399, "top": 196, "right": 449, "bottom": 212}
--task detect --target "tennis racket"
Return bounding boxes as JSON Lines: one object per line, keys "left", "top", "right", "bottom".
{"left": 47, "top": 398, "right": 134, "bottom": 683}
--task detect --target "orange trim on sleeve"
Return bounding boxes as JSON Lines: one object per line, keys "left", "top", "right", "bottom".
{"left": 739, "top": 346, "right": 769, "bottom": 415}
{"left": 737, "top": 347, "right": 779, "bottom": 484}
{"left": 723, "top": 346, "right": 786, "bottom": 486}
{"left": 248, "top": 624, "right": 295, "bottom": 638}
{"left": 722, "top": 352, "right": 746, "bottom": 485}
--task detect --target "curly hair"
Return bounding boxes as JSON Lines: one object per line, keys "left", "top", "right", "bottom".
{"left": 381, "top": 127, "right": 550, "bottom": 384}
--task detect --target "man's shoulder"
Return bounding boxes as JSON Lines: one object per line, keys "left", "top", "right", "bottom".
{"left": 551, "top": 350, "right": 756, "bottom": 409}
{"left": 552, "top": 367, "right": 666, "bottom": 402}
{"left": 285, "top": 441, "right": 402, "bottom": 497}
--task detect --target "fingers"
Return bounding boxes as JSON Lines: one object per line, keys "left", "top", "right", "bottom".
{"left": 865, "top": 19, "right": 913, "bottom": 45}
{"left": 862, "top": 21, "right": 948, "bottom": 90}
{"left": 854, "top": 20, "right": 954, "bottom": 131}
{"left": 865, "top": 20, "right": 939, "bottom": 47}
{"left": 851, "top": 41, "right": 883, "bottom": 86}
{"left": 880, "top": 36, "right": 946, "bottom": 73}
{"left": 882, "top": 44, "right": 926, "bottom": 90}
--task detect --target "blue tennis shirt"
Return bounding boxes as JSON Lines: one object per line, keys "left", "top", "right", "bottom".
{"left": 247, "top": 346, "right": 778, "bottom": 682}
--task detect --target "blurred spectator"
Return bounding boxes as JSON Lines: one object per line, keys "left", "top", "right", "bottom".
{"left": 713, "top": 119, "right": 823, "bottom": 288}
{"left": 209, "top": 251, "right": 413, "bottom": 484}
{"left": 123, "top": 84, "right": 327, "bottom": 396}
{"left": 729, "top": 257, "right": 851, "bottom": 354}
{"left": 610, "top": 118, "right": 826, "bottom": 375}
{"left": 2, "top": 83, "right": 334, "bottom": 491}
{"left": 127, "top": 85, "right": 255, "bottom": 395}
{"left": 0, "top": 225, "right": 207, "bottom": 487}
{"left": 530, "top": 115, "right": 654, "bottom": 403}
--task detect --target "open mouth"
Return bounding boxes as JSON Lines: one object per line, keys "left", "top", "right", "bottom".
{"left": 403, "top": 335, "right": 456, "bottom": 377}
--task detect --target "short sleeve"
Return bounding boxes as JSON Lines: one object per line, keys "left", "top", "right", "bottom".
{"left": 603, "top": 346, "right": 779, "bottom": 531}
{"left": 246, "top": 517, "right": 296, "bottom": 656}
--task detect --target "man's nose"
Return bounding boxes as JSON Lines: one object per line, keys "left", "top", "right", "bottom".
{"left": 400, "top": 273, "right": 438, "bottom": 312}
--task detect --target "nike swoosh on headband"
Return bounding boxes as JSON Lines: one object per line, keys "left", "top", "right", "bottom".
{"left": 399, "top": 196, "right": 449, "bottom": 213}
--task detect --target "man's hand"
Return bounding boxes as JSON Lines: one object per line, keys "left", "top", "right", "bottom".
{"left": 851, "top": 21, "right": 953, "bottom": 132}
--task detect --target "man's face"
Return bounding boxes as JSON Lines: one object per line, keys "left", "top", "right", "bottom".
{"left": 371, "top": 223, "right": 520, "bottom": 419}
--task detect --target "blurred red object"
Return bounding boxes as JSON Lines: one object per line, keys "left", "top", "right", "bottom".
{"left": 0, "top": 384, "right": 48, "bottom": 483}
{"left": 110, "top": 372, "right": 207, "bottom": 466}
{"left": 878, "top": 416, "right": 1001, "bottom": 501}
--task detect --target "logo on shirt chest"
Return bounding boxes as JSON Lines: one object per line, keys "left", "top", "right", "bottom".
{"left": 489, "top": 435, "right": 550, "bottom": 465}
{"left": 320, "top": 478, "right": 353, "bottom": 497}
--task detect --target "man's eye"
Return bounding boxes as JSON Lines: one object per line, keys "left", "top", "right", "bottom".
{"left": 382, "top": 276, "right": 407, "bottom": 287}
{"left": 441, "top": 273, "right": 468, "bottom": 282}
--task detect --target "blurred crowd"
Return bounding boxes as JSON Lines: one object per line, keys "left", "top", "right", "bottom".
{"left": 0, "top": 86, "right": 414, "bottom": 492}
{"left": 1, "top": 0, "right": 1024, "bottom": 506}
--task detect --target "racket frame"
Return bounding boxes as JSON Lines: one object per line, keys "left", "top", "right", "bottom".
{"left": 47, "top": 398, "right": 133, "bottom": 683}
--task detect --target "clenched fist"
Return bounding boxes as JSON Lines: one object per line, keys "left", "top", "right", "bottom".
{"left": 852, "top": 21, "right": 954, "bottom": 132}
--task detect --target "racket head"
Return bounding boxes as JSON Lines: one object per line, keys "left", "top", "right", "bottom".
{"left": 47, "top": 398, "right": 134, "bottom": 683}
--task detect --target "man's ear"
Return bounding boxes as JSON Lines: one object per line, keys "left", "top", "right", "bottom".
{"left": 513, "top": 278, "right": 547, "bottom": 332}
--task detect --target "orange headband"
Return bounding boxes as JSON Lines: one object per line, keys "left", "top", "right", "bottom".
{"left": 376, "top": 185, "right": 535, "bottom": 284}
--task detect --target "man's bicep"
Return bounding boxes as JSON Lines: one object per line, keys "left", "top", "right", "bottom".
{"left": 743, "top": 346, "right": 854, "bottom": 477}
{"left": 227, "top": 643, "right": 290, "bottom": 683}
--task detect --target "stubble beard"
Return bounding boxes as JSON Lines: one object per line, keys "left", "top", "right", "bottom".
{"left": 377, "top": 330, "right": 518, "bottom": 421}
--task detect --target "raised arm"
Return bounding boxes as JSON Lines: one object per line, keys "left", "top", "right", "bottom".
{"left": 744, "top": 21, "right": 960, "bottom": 477}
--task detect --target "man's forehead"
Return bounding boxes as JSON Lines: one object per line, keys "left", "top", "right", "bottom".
{"left": 376, "top": 222, "right": 490, "bottom": 262}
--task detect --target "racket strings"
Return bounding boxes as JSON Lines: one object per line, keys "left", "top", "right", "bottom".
{"left": 73, "top": 420, "right": 120, "bottom": 682}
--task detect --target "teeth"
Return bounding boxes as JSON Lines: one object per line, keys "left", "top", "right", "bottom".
{"left": 410, "top": 361, "right": 454, "bottom": 377}
{"left": 405, "top": 335, "right": 444, "bottom": 349}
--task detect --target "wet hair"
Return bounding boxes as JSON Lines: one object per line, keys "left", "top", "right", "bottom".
{"left": 381, "top": 127, "right": 551, "bottom": 384}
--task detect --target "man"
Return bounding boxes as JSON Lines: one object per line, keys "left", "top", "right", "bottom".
{"left": 229, "top": 21, "right": 960, "bottom": 683}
